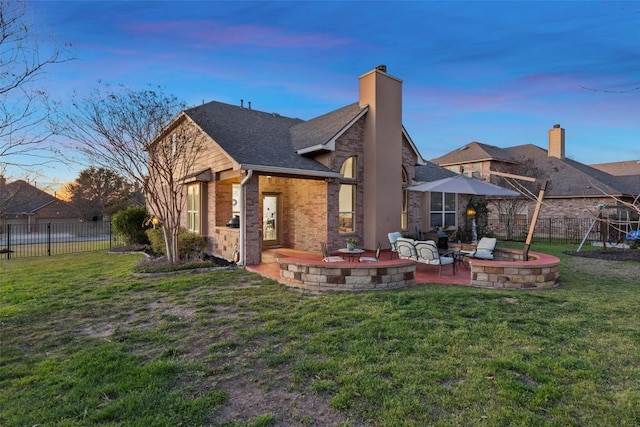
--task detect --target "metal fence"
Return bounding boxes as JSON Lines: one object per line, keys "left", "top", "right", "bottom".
{"left": 488, "top": 217, "right": 639, "bottom": 244}
{"left": 1, "top": 222, "right": 126, "bottom": 259}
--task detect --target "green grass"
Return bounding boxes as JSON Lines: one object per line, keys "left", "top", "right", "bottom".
{"left": 1, "top": 244, "right": 640, "bottom": 426}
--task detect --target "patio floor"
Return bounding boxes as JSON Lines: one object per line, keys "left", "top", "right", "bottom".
{"left": 246, "top": 247, "right": 471, "bottom": 287}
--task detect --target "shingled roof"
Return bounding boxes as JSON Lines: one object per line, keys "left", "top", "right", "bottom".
{"left": 413, "top": 161, "right": 458, "bottom": 183}
{"left": 184, "top": 101, "right": 341, "bottom": 177}
{"left": 290, "top": 102, "right": 367, "bottom": 153}
{"left": 0, "top": 180, "right": 76, "bottom": 215}
{"left": 183, "top": 100, "right": 429, "bottom": 179}
{"left": 503, "top": 144, "right": 638, "bottom": 198}
{"left": 591, "top": 160, "right": 640, "bottom": 176}
{"left": 430, "top": 141, "right": 517, "bottom": 166}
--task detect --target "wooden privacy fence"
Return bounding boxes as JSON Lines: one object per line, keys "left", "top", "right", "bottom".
{"left": 0, "top": 222, "right": 125, "bottom": 259}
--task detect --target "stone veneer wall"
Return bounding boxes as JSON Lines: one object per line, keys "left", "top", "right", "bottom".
{"left": 279, "top": 258, "right": 416, "bottom": 292}
{"left": 468, "top": 248, "right": 560, "bottom": 289}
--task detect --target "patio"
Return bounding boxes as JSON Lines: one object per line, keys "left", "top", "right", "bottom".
{"left": 247, "top": 247, "right": 472, "bottom": 288}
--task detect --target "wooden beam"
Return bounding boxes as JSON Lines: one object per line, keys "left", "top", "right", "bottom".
{"left": 523, "top": 180, "right": 547, "bottom": 261}
{"left": 487, "top": 170, "right": 537, "bottom": 182}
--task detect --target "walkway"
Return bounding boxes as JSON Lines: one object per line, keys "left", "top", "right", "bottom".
{"left": 247, "top": 247, "right": 471, "bottom": 287}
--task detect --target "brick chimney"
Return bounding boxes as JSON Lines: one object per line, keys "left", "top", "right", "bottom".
{"left": 358, "top": 65, "right": 403, "bottom": 248}
{"left": 548, "top": 124, "right": 565, "bottom": 159}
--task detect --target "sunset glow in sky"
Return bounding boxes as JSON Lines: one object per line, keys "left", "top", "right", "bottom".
{"left": 19, "top": 1, "right": 640, "bottom": 184}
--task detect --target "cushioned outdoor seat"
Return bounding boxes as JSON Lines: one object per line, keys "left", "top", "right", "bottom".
{"left": 321, "top": 242, "right": 344, "bottom": 262}
{"left": 414, "top": 240, "right": 455, "bottom": 276}
{"left": 459, "top": 237, "right": 497, "bottom": 260}
{"left": 387, "top": 232, "right": 402, "bottom": 259}
{"left": 359, "top": 242, "right": 381, "bottom": 263}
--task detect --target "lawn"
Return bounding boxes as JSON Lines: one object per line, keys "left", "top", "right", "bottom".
{"left": 1, "top": 244, "right": 639, "bottom": 426}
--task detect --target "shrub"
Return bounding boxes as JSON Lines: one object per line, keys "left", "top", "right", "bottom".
{"left": 111, "top": 207, "right": 151, "bottom": 245}
{"left": 145, "top": 227, "right": 207, "bottom": 260}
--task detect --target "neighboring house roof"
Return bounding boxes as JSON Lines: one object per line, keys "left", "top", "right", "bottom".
{"left": 0, "top": 180, "right": 75, "bottom": 215}
{"left": 503, "top": 144, "right": 637, "bottom": 198}
{"left": 413, "top": 161, "right": 458, "bottom": 183}
{"left": 430, "top": 141, "right": 639, "bottom": 199}
{"left": 591, "top": 160, "right": 640, "bottom": 176}
{"left": 430, "top": 141, "right": 516, "bottom": 166}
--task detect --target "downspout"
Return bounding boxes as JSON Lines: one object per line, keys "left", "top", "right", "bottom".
{"left": 238, "top": 170, "right": 253, "bottom": 266}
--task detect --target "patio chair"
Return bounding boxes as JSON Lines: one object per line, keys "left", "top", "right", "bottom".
{"left": 414, "top": 240, "right": 455, "bottom": 276}
{"left": 459, "top": 237, "right": 497, "bottom": 260}
{"left": 395, "top": 237, "right": 417, "bottom": 260}
{"left": 359, "top": 242, "right": 381, "bottom": 263}
{"left": 387, "top": 231, "right": 403, "bottom": 259}
{"left": 321, "top": 242, "right": 345, "bottom": 262}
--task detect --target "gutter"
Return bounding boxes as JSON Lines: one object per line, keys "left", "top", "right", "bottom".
{"left": 238, "top": 169, "right": 253, "bottom": 266}
{"left": 238, "top": 164, "right": 342, "bottom": 179}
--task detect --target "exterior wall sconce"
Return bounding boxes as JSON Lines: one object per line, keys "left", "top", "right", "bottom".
{"left": 466, "top": 207, "right": 477, "bottom": 243}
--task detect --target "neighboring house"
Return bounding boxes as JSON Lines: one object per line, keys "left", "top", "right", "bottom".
{"left": 0, "top": 177, "right": 81, "bottom": 232}
{"left": 591, "top": 160, "right": 640, "bottom": 177}
{"left": 149, "top": 66, "right": 459, "bottom": 265}
{"left": 430, "top": 125, "right": 640, "bottom": 222}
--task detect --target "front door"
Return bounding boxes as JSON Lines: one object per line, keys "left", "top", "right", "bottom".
{"left": 262, "top": 194, "right": 279, "bottom": 247}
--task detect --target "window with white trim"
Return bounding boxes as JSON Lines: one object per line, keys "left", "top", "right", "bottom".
{"left": 430, "top": 191, "right": 456, "bottom": 228}
{"left": 187, "top": 183, "right": 201, "bottom": 233}
{"left": 339, "top": 157, "right": 356, "bottom": 233}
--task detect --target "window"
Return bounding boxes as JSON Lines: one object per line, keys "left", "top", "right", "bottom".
{"left": 401, "top": 168, "right": 408, "bottom": 230}
{"left": 187, "top": 183, "right": 201, "bottom": 233}
{"left": 430, "top": 191, "right": 456, "bottom": 228}
{"left": 339, "top": 157, "right": 356, "bottom": 233}
{"left": 341, "top": 156, "right": 355, "bottom": 179}
{"left": 471, "top": 162, "right": 482, "bottom": 179}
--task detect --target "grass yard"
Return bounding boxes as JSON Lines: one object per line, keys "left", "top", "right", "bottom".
{"left": 1, "top": 244, "right": 639, "bottom": 426}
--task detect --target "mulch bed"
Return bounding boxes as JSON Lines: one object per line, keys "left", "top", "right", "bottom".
{"left": 563, "top": 248, "right": 640, "bottom": 262}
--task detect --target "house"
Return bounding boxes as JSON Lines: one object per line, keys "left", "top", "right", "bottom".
{"left": 149, "top": 66, "right": 458, "bottom": 265}
{"left": 430, "top": 125, "right": 640, "bottom": 223}
{"left": 0, "top": 177, "right": 80, "bottom": 232}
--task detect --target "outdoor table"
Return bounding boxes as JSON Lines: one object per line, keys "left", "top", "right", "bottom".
{"left": 338, "top": 248, "right": 365, "bottom": 262}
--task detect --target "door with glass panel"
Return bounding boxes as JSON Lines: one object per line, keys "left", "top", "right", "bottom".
{"left": 262, "top": 194, "right": 279, "bottom": 246}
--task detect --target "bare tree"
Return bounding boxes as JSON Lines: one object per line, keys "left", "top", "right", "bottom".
{"left": 57, "top": 83, "right": 205, "bottom": 263}
{"left": 0, "top": 0, "right": 71, "bottom": 171}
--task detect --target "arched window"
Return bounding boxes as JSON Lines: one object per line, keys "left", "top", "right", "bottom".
{"left": 339, "top": 157, "right": 356, "bottom": 233}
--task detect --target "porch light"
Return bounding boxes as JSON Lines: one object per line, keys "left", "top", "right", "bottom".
{"left": 466, "top": 207, "right": 476, "bottom": 217}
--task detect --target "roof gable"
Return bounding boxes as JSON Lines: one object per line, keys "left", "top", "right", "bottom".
{"left": 431, "top": 141, "right": 515, "bottom": 165}
{"left": 291, "top": 103, "right": 367, "bottom": 154}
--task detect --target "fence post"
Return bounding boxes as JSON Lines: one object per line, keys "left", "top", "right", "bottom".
{"left": 47, "top": 223, "right": 51, "bottom": 256}
{"left": 5, "top": 224, "right": 11, "bottom": 260}
{"left": 109, "top": 221, "right": 113, "bottom": 250}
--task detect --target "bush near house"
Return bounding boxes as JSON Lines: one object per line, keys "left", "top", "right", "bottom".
{"left": 111, "top": 206, "right": 151, "bottom": 245}
{"left": 145, "top": 227, "right": 207, "bottom": 260}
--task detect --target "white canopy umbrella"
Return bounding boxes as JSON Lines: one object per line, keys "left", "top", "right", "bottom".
{"left": 407, "top": 174, "right": 520, "bottom": 196}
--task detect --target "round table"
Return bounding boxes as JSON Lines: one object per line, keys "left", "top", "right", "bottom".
{"left": 338, "top": 248, "right": 365, "bottom": 262}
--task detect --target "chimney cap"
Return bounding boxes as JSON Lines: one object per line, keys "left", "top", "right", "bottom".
{"left": 553, "top": 124, "right": 561, "bottom": 128}
{"left": 376, "top": 64, "right": 387, "bottom": 73}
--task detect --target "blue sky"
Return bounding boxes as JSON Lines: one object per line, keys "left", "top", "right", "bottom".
{"left": 16, "top": 0, "right": 640, "bottom": 184}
